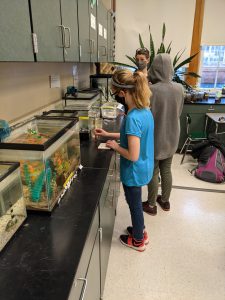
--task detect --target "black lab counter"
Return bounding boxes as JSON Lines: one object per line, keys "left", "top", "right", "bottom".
{"left": 0, "top": 117, "right": 122, "bottom": 300}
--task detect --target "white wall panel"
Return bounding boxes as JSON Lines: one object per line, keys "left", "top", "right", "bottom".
{"left": 115, "top": 0, "right": 195, "bottom": 65}
{"left": 202, "top": 0, "right": 225, "bottom": 45}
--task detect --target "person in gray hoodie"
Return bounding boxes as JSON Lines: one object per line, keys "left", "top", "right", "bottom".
{"left": 143, "top": 53, "right": 184, "bottom": 215}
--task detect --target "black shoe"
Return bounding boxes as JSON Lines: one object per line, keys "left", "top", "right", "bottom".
{"left": 156, "top": 195, "right": 170, "bottom": 211}
{"left": 142, "top": 201, "right": 157, "bottom": 215}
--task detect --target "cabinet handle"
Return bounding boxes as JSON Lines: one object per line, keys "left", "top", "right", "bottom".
{"left": 77, "top": 278, "right": 87, "bottom": 300}
{"left": 32, "top": 33, "right": 38, "bottom": 53}
{"left": 100, "top": 45, "right": 107, "bottom": 56}
{"left": 79, "top": 45, "right": 82, "bottom": 58}
{"left": 99, "top": 227, "right": 103, "bottom": 243}
{"left": 64, "top": 26, "right": 71, "bottom": 48}
{"left": 89, "top": 39, "right": 95, "bottom": 54}
{"left": 58, "top": 25, "right": 65, "bottom": 48}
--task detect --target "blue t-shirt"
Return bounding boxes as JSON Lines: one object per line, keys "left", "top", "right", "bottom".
{"left": 120, "top": 108, "right": 154, "bottom": 186}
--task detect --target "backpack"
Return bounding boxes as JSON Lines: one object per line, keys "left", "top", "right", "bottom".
{"left": 195, "top": 147, "right": 225, "bottom": 183}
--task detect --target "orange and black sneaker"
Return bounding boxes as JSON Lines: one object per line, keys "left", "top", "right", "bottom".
{"left": 119, "top": 234, "right": 146, "bottom": 252}
{"left": 126, "top": 226, "right": 149, "bottom": 245}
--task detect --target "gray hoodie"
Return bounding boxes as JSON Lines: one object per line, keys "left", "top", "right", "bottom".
{"left": 149, "top": 53, "right": 184, "bottom": 160}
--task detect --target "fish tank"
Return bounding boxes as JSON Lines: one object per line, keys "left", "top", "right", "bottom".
{"left": 41, "top": 109, "right": 78, "bottom": 119}
{"left": 63, "top": 92, "right": 100, "bottom": 111}
{"left": 0, "top": 117, "right": 80, "bottom": 212}
{"left": 0, "top": 161, "right": 26, "bottom": 252}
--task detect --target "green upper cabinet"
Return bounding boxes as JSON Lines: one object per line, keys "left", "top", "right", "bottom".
{"left": 77, "top": 0, "right": 98, "bottom": 63}
{"left": 89, "top": 0, "right": 98, "bottom": 62}
{"left": 97, "top": 0, "right": 108, "bottom": 62}
{"left": 0, "top": 0, "right": 34, "bottom": 61}
{"left": 77, "top": 0, "right": 90, "bottom": 62}
{"left": 30, "top": 0, "right": 79, "bottom": 62}
{"left": 60, "top": 0, "right": 79, "bottom": 62}
{"left": 30, "top": 0, "right": 63, "bottom": 61}
{"left": 107, "top": 11, "right": 115, "bottom": 62}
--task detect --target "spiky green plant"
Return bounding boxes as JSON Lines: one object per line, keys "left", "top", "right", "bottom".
{"left": 114, "top": 23, "right": 200, "bottom": 90}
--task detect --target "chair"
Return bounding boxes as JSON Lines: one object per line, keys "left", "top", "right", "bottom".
{"left": 180, "top": 113, "right": 207, "bottom": 164}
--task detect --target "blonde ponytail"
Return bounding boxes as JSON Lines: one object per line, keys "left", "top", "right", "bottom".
{"left": 111, "top": 69, "right": 151, "bottom": 108}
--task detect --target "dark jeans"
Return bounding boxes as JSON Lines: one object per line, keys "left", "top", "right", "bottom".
{"left": 123, "top": 184, "right": 144, "bottom": 240}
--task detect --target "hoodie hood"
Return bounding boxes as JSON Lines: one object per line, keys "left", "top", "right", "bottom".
{"left": 149, "top": 53, "right": 174, "bottom": 84}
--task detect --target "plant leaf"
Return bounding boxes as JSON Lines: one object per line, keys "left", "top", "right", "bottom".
{"left": 174, "top": 52, "right": 199, "bottom": 71}
{"left": 149, "top": 31, "right": 155, "bottom": 65}
{"left": 162, "top": 23, "right": 166, "bottom": 42}
{"left": 166, "top": 41, "right": 172, "bottom": 53}
{"left": 139, "top": 34, "right": 145, "bottom": 48}
{"left": 126, "top": 55, "right": 137, "bottom": 66}
{"left": 183, "top": 72, "right": 201, "bottom": 78}
{"left": 173, "top": 74, "right": 193, "bottom": 90}
{"left": 112, "top": 61, "right": 136, "bottom": 69}
{"left": 157, "top": 43, "right": 165, "bottom": 54}
{"left": 173, "top": 49, "right": 186, "bottom": 67}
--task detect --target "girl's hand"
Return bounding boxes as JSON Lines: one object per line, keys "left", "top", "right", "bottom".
{"left": 94, "top": 128, "right": 108, "bottom": 137}
{"left": 106, "top": 140, "right": 119, "bottom": 150}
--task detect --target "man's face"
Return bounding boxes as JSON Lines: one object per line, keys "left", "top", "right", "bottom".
{"left": 135, "top": 54, "right": 149, "bottom": 64}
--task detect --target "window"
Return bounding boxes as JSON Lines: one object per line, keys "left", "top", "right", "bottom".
{"left": 199, "top": 45, "right": 225, "bottom": 89}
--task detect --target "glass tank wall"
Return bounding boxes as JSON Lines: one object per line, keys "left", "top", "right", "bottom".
{"left": 0, "top": 118, "right": 80, "bottom": 212}
{"left": 0, "top": 162, "right": 26, "bottom": 252}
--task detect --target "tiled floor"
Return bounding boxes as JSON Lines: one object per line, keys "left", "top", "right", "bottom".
{"left": 103, "top": 154, "right": 225, "bottom": 300}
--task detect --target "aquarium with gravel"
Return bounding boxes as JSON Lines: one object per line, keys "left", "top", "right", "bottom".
{"left": 0, "top": 162, "right": 26, "bottom": 252}
{"left": 0, "top": 117, "right": 80, "bottom": 212}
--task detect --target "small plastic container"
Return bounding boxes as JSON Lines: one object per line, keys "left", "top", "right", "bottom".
{"left": 79, "top": 116, "right": 89, "bottom": 131}
{"left": 101, "top": 103, "right": 117, "bottom": 119}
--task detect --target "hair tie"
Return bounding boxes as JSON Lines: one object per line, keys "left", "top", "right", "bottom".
{"left": 111, "top": 78, "right": 134, "bottom": 89}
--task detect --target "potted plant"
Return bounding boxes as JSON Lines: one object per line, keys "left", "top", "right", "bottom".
{"left": 114, "top": 23, "right": 200, "bottom": 90}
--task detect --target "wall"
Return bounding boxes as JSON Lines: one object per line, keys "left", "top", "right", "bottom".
{"left": 0, "top": 62, "right": 93, "bottom": 123}
{"left": 115, "top": 0, "right": 196, "bottom": 65}
{"left": 202, "top": 0, "right": 225, "bottom": 45}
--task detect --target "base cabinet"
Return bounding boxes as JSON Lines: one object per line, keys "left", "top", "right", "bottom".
{"left": 99, "top": 153, "right": 117, "bottom": 297}
{"left": 68, "top": 153, "right": 120, "bottom": 300}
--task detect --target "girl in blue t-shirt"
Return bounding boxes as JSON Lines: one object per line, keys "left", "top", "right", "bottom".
{"left": 95, "top": 69, "right": 154, "bottom": 252}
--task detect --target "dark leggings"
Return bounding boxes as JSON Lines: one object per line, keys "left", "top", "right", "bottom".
{"left": 147, "top": 156, "right": 173, "bottom": 206}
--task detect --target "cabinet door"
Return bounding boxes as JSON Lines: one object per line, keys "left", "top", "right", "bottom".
{"left": 99, "top": 154, "right": 116, "bottom": 296}
{"left": 83, "top": 230, "right": 101, "bottom": 300}
{"left": 30, "top": 0, "right": 64, "bottom": 61}
{"left": 97, "top": 0, "right": 108, "bottom": 62}
{"left": 89, "top": 1, "right": 98, "bottom": 62}
{"left": 77, "top": 0, "right": 90, "bottom": 62}
{"left": 107, "top": 11, "right": 114, "bottom": 62}
{"left": 0, "top": 0, "right": 34, "bottom": 61}
{"left": 61, "top": 0, "right": 79, "bottom": 62}
{"left": 68, "top": 209, "right": 99, "bottom": 300}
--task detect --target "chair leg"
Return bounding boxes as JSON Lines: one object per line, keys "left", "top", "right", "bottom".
{"left": 180, "top": 138, "right": 191, "bottom": 164}
{"left": 180, "top": 137, "right": 189, "bottom": 154}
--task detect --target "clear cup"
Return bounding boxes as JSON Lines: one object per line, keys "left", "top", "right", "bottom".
{"left": 95, "top": 118, "right": 103, "bottom": 129}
